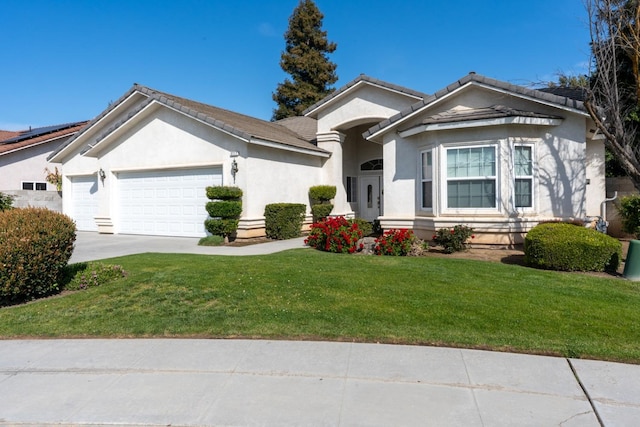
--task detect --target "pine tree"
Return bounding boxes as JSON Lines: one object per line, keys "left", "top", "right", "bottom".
{"left": 272, "top": 0, "right": 338, "bottom": 120}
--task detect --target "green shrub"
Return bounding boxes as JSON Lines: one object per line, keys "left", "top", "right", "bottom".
{"left": 311, "top": 203, "right": 333, "bottom": 221}
{"left": 524, "top": 222, "right": 622, "bottom": 272}
{"left": 351, "top": 218, "right": 373, "bottom": 236}
{"left": 0, "top": 208, "right": 76, "bottom": 305}
{"left": 206, "top": 200, "right": 242, "bottom": 218}
{"left": 618, "top": 195, "right": 640, "bottom": 238}
{"left": 206, "top": 186, "right": 243, "bottom": 200}
{"left": 205, "top": 218, "right": 239, "bottom": 237}
{"left": 432, "top": 225, "right": 474, "bottom": 253}
{"left": 309, "top": 185, "right": 336, "bottom": 202}
{"left": 65, "top": 262, "right": 127, "bottom": 291}
{"left": 205, "top": 186, "right": 243, "bottom": 240}
{"left": 0, "top": 192, "right": 13, "bottom": 211}
{"left": 264, "top": 203, "right": 306, "bottom": 240}
{"left": 305, "top": 216, "right": 364, "bottom": 253}
{"left": 375, "top": 229, "right": 415, "bottom": 256}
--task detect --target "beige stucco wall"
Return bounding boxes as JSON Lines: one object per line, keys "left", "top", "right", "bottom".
{"left": 377, "top": 85, "right": 593, "bottom": 244}
{"left": 0, "top": 141, "right": 62, "bottom": 191}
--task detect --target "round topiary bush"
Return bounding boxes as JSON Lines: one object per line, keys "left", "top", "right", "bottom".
{"left": 524, "top": 222, "right": 622, "bottom": 272}
{"left": 0, "top": 207, "right": 76, "bottom": 304}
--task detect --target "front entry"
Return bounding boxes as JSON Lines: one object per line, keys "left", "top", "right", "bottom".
{"left": 360, "top": 175, "right": 382, "bottom": 222}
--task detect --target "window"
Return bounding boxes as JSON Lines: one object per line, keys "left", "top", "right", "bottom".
{"left": 22, "top": 182, "right": 47, "bottom": 191}
{"left": 514, "top": 145, "right": 533, "bottom": 208}
{"left": 346, "top": 176, "right": 358, "bottom": 203}
{"left": 360, "top": 159, "right": 383, "bottom": 171}
{"left": 446, "top": 146, "right": 496, "bottom": 208}
{"left": 421, "top": 150, "right": 433, "bottom": 209}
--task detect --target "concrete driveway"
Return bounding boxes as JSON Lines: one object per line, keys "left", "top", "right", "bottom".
{"left": 69, "top": 231, "right": 308, "bottom": 263}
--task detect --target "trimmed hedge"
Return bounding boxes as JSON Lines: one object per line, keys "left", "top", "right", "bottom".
{"left": 206, "top": 186, "right": 243, "bottom": 200}
{"left": 524, "top": 222, "right": 622, "bottom": 272}
{"left": 205, "top": 186, "right": 243, "bottom": 240}
{"left": 311, "top": 204, "right": 333, "bottom": 221}
{"left": 264, "top": 203, "right": 306, "bottom": 240}
{"left": 206, "top": 200, "right": 242, "bottom": 218}
{"left": 0, "top": 208, "right": 76, "bottom": 304}
{"left": 309, "top": 185, "right": 336, "bottom": 202}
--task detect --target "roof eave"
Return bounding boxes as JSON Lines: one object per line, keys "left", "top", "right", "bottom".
{"left": 398, "top": 116, "right": 564, "bottom": 137}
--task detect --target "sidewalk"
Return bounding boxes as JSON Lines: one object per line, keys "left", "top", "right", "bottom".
{"left": 0, "top": 339, "right": 638, "bottom": 426}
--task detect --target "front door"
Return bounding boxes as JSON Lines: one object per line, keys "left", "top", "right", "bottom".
{"left": 360, "top": 175, "right": 382, "bottom": 221}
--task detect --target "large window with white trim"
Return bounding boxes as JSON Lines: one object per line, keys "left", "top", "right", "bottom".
{"left": 446, "top": 146, "right": 496, "bottom": 208}
{"left": 514, "top": 145, "right": 534, "bottom": 208}
{"left": 421, "top": 150, "right": 433, "bottom": 209}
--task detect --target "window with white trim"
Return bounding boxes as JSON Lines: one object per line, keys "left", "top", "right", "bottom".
{"left": 446, "top": 146, "right": 496, "bottom": 208}
{"left": 346, "top": 176, "right": 358, "bottom": 203}
{"left": 514, "top": 145, "right": 533, "bottom": 208}
{"left": 421, "top": 150, "right": 433, "bottom": 209}
{"left": 22, "top": 182, "right": 47, "bottom": 191}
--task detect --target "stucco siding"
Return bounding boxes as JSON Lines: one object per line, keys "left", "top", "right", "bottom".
{"left": 585, "top": 139, "right": 606, "bottom": 217}
{"left": 0, "top": 142, "right": 60, "bottom": 191}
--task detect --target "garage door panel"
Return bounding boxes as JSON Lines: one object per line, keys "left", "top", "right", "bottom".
{"left": 118, "top": 168, "right": 221, "bottom": 237}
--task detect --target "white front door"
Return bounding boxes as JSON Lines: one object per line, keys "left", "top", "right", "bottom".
{"left": 360, "top": 175, "right": 382, "bottom": 222}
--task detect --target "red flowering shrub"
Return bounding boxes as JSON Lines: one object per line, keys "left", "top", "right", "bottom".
{"left": 305, "top": 216, "right": 364, "bottom": 254}
{"left": 374, "top": 229, "right": 415, "bottom": 256}
{"left": 432, "top": 225, "right": 474, "bottom": 253}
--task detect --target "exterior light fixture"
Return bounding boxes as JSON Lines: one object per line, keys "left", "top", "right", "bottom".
{"left": 231, "top": 159, "right": 239, "bottom": 183}
{"left": 99, "top": 168, "right": 106, "bottom": 180}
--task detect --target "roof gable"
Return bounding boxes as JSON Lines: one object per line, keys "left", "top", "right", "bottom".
{"left": 364, "top": 73, "right": 588, "bottom": 140}
{"left": 50, "top": 85, "right": 328, "bottom": 162}
{"left": 303, "top": 74, "right": 429, "bottom": 118}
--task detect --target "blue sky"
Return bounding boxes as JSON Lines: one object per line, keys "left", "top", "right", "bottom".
{"left": 1, "top": 0, "right": 590, "bottom": 130}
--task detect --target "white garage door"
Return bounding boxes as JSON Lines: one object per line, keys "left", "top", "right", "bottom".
{"left": 117, "top": 168, "right": 222, "bottom": 237}
{"left": 70, "top": 175, "right": 99, "bottom": 232}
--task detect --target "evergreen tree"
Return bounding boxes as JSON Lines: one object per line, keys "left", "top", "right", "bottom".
{"left": 272, "top": 0, "right": 338, "bottom": 120}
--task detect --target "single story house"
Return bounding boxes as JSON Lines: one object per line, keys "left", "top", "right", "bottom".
{"left": 49, "top": 73, "right": 604, "bottom": 244}
{"left": 1, "top": 121, "right": 87, "bottom": 209}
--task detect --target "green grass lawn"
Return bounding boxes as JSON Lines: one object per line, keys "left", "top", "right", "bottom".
{"left": 1, "top": 249, "right": 639, "bottom": 363}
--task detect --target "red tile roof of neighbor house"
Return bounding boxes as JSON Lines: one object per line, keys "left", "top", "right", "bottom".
{"left": 0, "top": 121, "right": 88, "bottom": 156}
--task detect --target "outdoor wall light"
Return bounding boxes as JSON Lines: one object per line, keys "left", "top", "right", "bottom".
{"left": 231, "top": 159, "right": 239, "bottom": 183}
{"left": 98, "top": 168, "right": 106, "bottom": 180}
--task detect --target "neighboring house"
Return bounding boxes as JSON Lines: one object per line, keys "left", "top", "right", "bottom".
{"left": 0, "top": 122, "right": 87, "bottom": 209}
{"left": 49, "top": 73, "right": 604, "bottom": 244}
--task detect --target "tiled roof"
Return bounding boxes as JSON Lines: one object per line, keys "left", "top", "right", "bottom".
{"left": 364, "top": 72, "right": 587, "bottom": 139}
{"left": 135, "top": 86, "right": 326, "bottom": 154}
{"left": 412, "top": 105, "right": 561, "bottom": 127}
{"left": 275, "top": 116, "right": 318, "bottom": 143}
{"left": 0, "top": 121, "right": 88, "bottom": 156}
{"left": 537, "top": 86, "right": 586, "bottom": 102}
{"left": 303, "top": 74, "right": 429, "bottom": 116}
{"left": 54, "top": 85, "right": 328, "bottom": 159}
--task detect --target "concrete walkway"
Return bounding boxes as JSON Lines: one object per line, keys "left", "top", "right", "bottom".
{"left": 70, "top": 231, "right": 308, "bottom": 263}
{"left": 0, "top": 339, "right": 638, "bottom": 426}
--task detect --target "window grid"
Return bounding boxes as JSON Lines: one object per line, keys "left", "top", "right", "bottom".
{"left": 446, "top": 146, "right": 497, "bottom": 209}
{"left": 421, "top": 150, "right": 433, "bottom": 209}
{"left": 514, "top": 145, "right": 533, "bottom": 208}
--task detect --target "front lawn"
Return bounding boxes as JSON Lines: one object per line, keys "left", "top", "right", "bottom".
{"left": 1, "top": 250, "right": 639, "bottom": 363}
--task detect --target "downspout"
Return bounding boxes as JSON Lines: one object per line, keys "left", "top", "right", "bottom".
{"left": 598, "top": 191, "right": 618, "bottom": 233}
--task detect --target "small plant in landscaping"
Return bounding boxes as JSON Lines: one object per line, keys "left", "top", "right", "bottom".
{"left": 264, "top": 203, "right": 307, "bottom": 240}
{"left": 65, "top": 262, "right": 128, "bottom": 291}
{"left": 350, "top": 218, "right": 373, "bottom": 236}
{"left": 198, "top": 235, "right": 225, "bottom": 246}
{"left": 205, "top": 186, "right": 243, "bottom": 243}
{"left": 617, "top": 195, "right": 640, "bottom": 238}
{"left": 0, "top": 192, "right": 13, "bottom": 211}
{"left": 309, "top": 185, "right": 336, "bottom": 222}
{"left": 432, "top": 225, "right": 474, "bottom": 253}
{"left": 44, "top": 166, "right": 63, "bottom": 191}
{"left": 374, "top": 229, "right": 415, "bottom": 256}
{"left": 305, "top": 216, "right": 364, "bottom": 253}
